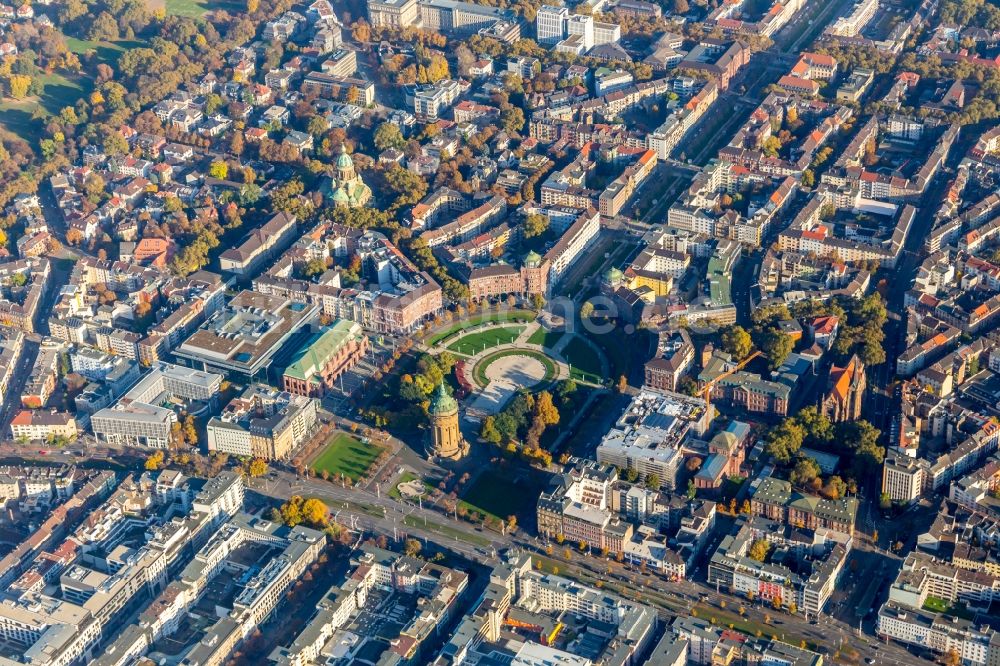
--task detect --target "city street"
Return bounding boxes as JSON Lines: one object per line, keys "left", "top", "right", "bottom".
{"left": 244, "top": 462, "right": 930, "bottom": 663}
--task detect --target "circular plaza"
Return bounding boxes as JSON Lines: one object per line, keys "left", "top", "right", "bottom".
{"left": 425, "top": 314, "right": 608, "bottom": 419}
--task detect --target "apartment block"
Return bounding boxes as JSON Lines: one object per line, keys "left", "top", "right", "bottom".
{"left": 207, "top": 384, "right": 318, "bottom": 460}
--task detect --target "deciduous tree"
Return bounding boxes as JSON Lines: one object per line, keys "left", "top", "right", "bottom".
{"left": 523, "top": 213, "right": 549, "bottom": 238}
{"left": 209, "top": 160, "right": 228, "bottom": 180}
{"left": 749, "top": 539, "right": 770, "bottom": 562}
{"left": 721, "top": 325, "right": 752, "bottom": 359}
{"left": 8, "top": 75, "right": 30, "bottom": 99}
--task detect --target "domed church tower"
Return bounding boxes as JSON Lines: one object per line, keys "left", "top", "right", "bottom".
{"left": 329, "top": 145, "right": 372, "bottom": 208}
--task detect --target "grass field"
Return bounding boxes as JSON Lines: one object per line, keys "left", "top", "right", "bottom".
{"left": 0, "top": 70, "right": 94, "bottom": 138}
{"left": 527, "top": 326, "right": 564, "bottom": 349}
{"left": 310, "top": 432, "right": 382, "bottom": 482}
{"left": 459, "top": 470, "right": 537, "bottom": 522}
{"left": 0, "top": 38, "right": 145, "bottom": 137}
{"left": 427, "top": 310, "right": 536, "bottom": 346}
{"left": 159, "top": 0, "right": 242, "bottom": 17}
{"left": 402, "top": 515, "right": 492, "bottom": 546}
{"left": 561, "top": 336, "right": 603, "bottom": 384}
{"left": 389, "top": 471, "right": 418, "bottom": 500}
{"left": 472, "top": 349, "right": 557, "bottom": 387}
{"left": 0, "top": 100, "right": 38, "bottom": 138}
{"left": 65, "top": 37, "right": 147, "bottom": 66}
{"left": 446, "top": 326, "right": 524, "bottom": 356}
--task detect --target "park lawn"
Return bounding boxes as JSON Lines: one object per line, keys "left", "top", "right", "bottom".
{"left": 402, "top": 514, "right": 492, "bottom": 546}
{"left": 163, "top": 0, "right": 242, "bottom": 17}
{"left": 310, "top": 432, "right": 383, "bottom": 482}
{"left": 0, "top": 71, "right": 94, "bottom": 139}
{"left": 37, "top": 71, "right": 93, "bottom": 113}
{"left": 561, "top": 336, "right": 603, "bottom": 384}
{"left": 446, "top": 326, "right": 524, "bottom": 356}
{"left": 0, "top": 99, "right": 38, "bottom": 139}
{"left": 65, "top": 37, "right": 148, "bottom": 68}
{"left": 459, "top": 470, "right": 537, "bottom": 522}
{"left": 427, "top": 309, "right": 536, "bottom": 346}
{"left": 527, "top": 326, "right": 564, "bottom": 349}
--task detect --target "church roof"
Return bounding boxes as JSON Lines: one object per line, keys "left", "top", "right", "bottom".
{"left": 332, "top": 187, "right": 350, "bottom": 203}
{"left": 829, "top": 354, "right": 863, "bottom": 402}
{"left": 336, "top": 144, "right": 354, "bottom": 169}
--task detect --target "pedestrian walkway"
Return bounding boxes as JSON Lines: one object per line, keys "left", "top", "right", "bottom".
{"left": 424, "top": 316, "right": 610, "bottom": 389}
{"left": 458, "top": 341, "right": 571, "bottom": 389}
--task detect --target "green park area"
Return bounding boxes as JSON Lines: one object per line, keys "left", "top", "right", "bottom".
{"left": 310, "top": 432, "right": 382, "bottom": 482}
{"left": 66, "top": 37, "right": 147, "bottom": 66}
{"left": 0, "top": 72, "right": 90, "bottom": 136}
{"left": 527, "top": 326, "right": 564, "bottom": 349}
{"left": 389, "top": 471, "right": 419, "bottom": 500}
{"left": 446, "top": 326, "right": 524, "bottom": 356}
{"left": 561, "top": 336, "right": 603, "bottom": 384}
{"left": 161, "top": 0, "right": 241, "bottom": 17}
{"left": 427, "top": 310, "right": 536, "bottom": 346}
{"left": 0, "top": 37, "right": 147, "bottom": 138}
{"left": 389, "top": 471, "right": 437, "bottom": 500}
{"left": 459, "top": 470, "right": 537, "bottom": 522}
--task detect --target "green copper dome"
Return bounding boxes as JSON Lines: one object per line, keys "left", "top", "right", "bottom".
{"left": 336, "top": 144, "right": 354, "bottom": 169}
{"left": 605, "top": 267, "right": 623, "bottom": 284}
{"left": 524, "top": 250, "right": 542, "bottom": 267}
{"left": 429, "top": 383, "right": 457, "bottom": 415}
{"left": 332, "top": 187, "right": 350, "bottom": 204}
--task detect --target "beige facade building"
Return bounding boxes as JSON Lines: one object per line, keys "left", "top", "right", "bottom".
{"left": 10, "top": 410, "right": 78, "bottom": 442}
{"left": 206, "top": 385, "right": 318, "bottom": 460}
{"left": 366, "top": 0, "right": 420, "bottom": 27}
{"left": 426, "top": 384, "right": 467, "bottom": 460}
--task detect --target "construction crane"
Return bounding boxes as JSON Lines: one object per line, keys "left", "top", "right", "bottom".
{"left": 701, "top": 350, "right": 763, "bottom": 411}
